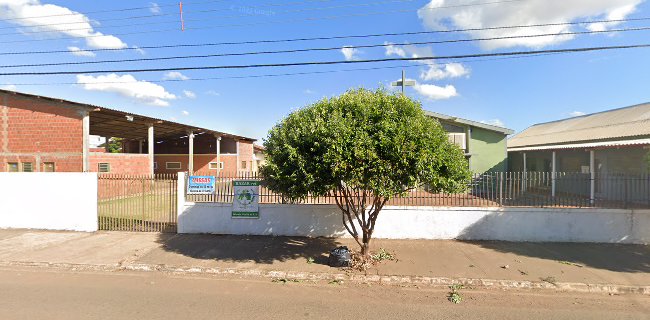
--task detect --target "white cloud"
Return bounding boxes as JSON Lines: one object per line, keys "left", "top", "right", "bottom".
{"left": 481, "top": 119, "right": 506, "bottom": 127}
{"left": 149, "top": 2, "right": 161, "bottom": 14}
{"left": 183, "top": 90, "right": 196, "bottom": 99}
{"left": 163, "top": 71, "right": 189, "bottom": 81}
{"left": 384, "top": 42, "right": 471, "bottom": 81}
{"left": 304, "top": 89, "right": 316, "bottom": 94}
{"left": 413, "top": 82, "right": 458, "bottom": 100}
{"left": 182, "top": 110, "right": 189, "bottom": 116}
{"left": 0, "top": 0, "right": 127, "bottom": 49}
{"left": 569, "top": 111, "right": 586, "bottom": 117}
{"left": 1, "top": 84, "right": 17, "bottom": 91}
{"left": 133, "top": 46, "right": 146, "bottom": 56}
{"left": 341, "top": 46, "right": 361, "bottom": 61}
{"left": 418, "top": 0, "right": 643, "bottom": 50}
{"left": 205, "top": 90, "right": 220, "bottom": 96}
{"left": 77, "top": 74, "right": 177, "bottom": 107}
{"left": 67, "top": 46, "right": 96, "bottom": 57}
{"left": 421, "top": 63, "right": 470, "bottom": 81}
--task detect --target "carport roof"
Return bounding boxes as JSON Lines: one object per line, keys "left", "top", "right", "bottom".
{"left": 508, "top": 102, "right": 650, "bottom": 149}
{"left": 0, "top": 89, "right": 256, "bottom": 142}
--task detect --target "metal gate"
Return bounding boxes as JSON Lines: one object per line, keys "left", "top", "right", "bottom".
{"left": 98, "top": 174, "right": 177, "bottom": 232}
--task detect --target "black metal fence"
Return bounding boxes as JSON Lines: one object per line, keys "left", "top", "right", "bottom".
{"left": 186, "top": 171, "right": 650, "bottom": 209}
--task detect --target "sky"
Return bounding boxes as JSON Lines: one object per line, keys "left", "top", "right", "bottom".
{"left": 0, "top": 0, "right": 649, "bottom": 142}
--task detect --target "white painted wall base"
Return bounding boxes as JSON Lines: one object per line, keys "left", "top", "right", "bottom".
{"left": 0, "top": 173, "right": 98, "bottom": 232}
{"left": 178, "top": 202, "right": 650, "bottom": 244}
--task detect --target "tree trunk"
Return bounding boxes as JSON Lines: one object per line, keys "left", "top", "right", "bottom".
{"left": 361, "top": 241, "right": 370, "bottom": 256}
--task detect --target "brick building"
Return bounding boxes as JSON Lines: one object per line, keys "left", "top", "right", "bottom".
{"left": 0, "top": 89, "right": 257, "bottom": 175}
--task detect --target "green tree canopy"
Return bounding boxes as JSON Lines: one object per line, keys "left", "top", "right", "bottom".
{"left": 261, "top": 88, "right": 470, "bottom": 255}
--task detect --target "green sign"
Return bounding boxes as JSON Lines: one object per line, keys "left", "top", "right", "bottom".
{"left": 232, "top": 180, "right": 260, "bottom": 218}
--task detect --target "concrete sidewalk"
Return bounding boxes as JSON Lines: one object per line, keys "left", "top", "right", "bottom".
{"left": 0, "top": 229, "right": 648, "bottom": 291}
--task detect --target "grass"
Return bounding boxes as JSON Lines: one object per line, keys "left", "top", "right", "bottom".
{"left": 98, "top": 192, "right": 176, "bottom": 231}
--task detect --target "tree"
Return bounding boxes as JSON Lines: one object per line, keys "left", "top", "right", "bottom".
{"left": 106, "top": 138, "right": 123, "bottom": 153}
{"left": 261, "top": 88, "right": 470, "bottom": 256}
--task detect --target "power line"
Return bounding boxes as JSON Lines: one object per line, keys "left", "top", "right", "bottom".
{"left": 0, "top": 43, "right": 647, "bottom": 76}
{"left": 1, "top": 16, "right": 648, "bottom": 56}
{"left": 0, "top": 52, "right": 567, "bottom": 87}
{"left": 2, "top": 26, "right": 649, "bottom": 69}
{"left": 0, "top": 0, "right": 374, "bottom": 34}
{"left": 0, "top": 0, "right": 525, "bottom": 45}
{"left": 0, "top": 0, "right": 230, "bottom": 23}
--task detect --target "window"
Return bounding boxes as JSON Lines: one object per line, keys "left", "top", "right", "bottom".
{"left": 42, "top": 162, "right": 55, "bottom": 172}
{"left": 21, "top": 162, "right": 33, "bottom": 172}
{"left": 7, "top": 162, "right": 18, "bottom": 172}
{"left": 98, "top": 163, "right": 111, "bottom": 173}
{"left": 166, "top": 162, "right": 182, "bottom": 170}
{"left": 153, "top": 162, "right": 158, "bottom": 170}
{"left": 241, "top": 161, "right": 247, "bottom": 169}
{"left": 209, "top": 162, "right": 224, "bottom": 170}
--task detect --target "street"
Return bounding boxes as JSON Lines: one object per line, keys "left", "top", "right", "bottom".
{"left": 0, "top": 266, "right": 648, "bottom": 320}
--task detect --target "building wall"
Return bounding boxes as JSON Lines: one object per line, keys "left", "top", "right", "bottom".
{"left": 0, "top": 93, "right": 83, "bottom": 172}
{"left": 469, "top": 127, "right": 508, "bottom": 173}
{"left": 155, "top": 154, "right": 239, "bottom": 174}
{"left": 0, "top": 172, "right": 98, "bottom": 232}
{"left": 89, "top": 153, "right": 150, "bottom": 175}
{"left": 238, "top": 140, "right": 254, "bottom": 171}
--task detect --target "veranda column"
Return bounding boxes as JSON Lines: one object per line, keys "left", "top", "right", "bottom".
{"left": 187, "top": 130, "right": 195, "bottom": 174}
{"left": 523, "top": 152, "right": 527, "bottom": 192}
{"left": 551, "top": 151, "right": 557, "bottom": 198}
{"left": 82, "top": 111, "right": 90, "bottom": 172}
{"left": 590, "top": 150, "right": 595, "bottom": 205}
{"left": 148, "top": 124, "right": 154, "bottom": 176}
{"left": 215, "top": 134, "right": 222, "bottom": 176}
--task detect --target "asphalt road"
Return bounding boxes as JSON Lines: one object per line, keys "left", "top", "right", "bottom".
{"left": 0, "top": 267, "right": 648, "bottom": 320}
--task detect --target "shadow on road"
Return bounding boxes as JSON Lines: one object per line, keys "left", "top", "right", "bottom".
{"left": 465, "top": 241, "right": 650, "bottom": 273}
{"left": 156, "top": 234, "right": 341, "bottom": 265}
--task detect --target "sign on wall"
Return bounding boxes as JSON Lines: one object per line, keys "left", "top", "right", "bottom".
{"left": 187, "top": 176, "right": 216, "bottom": 195}
{"left": 232, "top": 180, "right": 260, "bottom": 218}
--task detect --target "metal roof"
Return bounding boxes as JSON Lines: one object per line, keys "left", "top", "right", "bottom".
{"left": 507, "top": 102, "right": 650, "bottom": 149}
{"left": 424, "top": 110, "right": 514, "bottom": 135}
{"left": 0, "top": 89, "right": 256, "bottom": 142}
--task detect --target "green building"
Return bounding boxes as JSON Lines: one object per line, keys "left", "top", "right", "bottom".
{"left": 425, "top": 111, "right": 514, "bottom": 173}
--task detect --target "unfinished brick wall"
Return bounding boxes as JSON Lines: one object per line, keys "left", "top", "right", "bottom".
{"left": 154, "top": 154, "right": 239, "bottom": 174}
{"left": 0, "top": 93, "right": 83, "bottom": 172}
{"left": 89, "top": 153, "right": 151, "bottom": 175}
{"left": 237, "top": 140, "right": 255, "bottom": 171}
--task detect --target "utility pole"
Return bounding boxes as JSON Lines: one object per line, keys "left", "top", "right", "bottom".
{"left": 391, "top": 70, "right": 415, "bottom": 94}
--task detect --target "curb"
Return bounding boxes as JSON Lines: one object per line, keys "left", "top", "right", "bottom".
{"left": 2, "top": 261, "right": 649, "bottom": 295}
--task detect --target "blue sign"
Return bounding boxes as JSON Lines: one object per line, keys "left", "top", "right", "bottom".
{"left": 187, "top": 176, "right": 215, "bottom": 195}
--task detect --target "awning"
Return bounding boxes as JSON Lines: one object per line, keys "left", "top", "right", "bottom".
{"left": 507, "top": 138, "right": 650, "bottom": 152}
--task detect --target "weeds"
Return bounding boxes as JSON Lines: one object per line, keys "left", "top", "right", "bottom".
{"left": 447, "top": 284, "right": 464, "bottom": 304}
{"left": 306, "top": 257, "right": 315, "bottom": 264}
{"left": 371, "top": 248, "right": 395, "bottom": 262}
{"left": 328, "top": 279, "right": 343, "bottom": 285}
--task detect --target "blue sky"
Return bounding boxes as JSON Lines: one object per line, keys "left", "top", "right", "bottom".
{"left": 1, "top": 0, "right": 649, "bottom": 142}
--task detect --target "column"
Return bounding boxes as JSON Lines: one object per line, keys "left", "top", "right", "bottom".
{"left": 82, "top": 111, "right": 90, "bottom": 172}
{"left": 148, "top": 124, "right": 154, "bottom": 176}
{"left": 523, "top": 152, "right": 527, "bottom": 192}
{"left": 138, "top": 139, "right": 143, "bottom": 154}
{"left": 551, "top": 151, "right": 557, "bottom": 198}
{"left": 215, "top": 134, "right": 222, "bottom": 176}
{"left": 590, "top": 150, "right": 595, "bottom": 205}
{"left": 187, "top": 130, "right": 194, "bottom": 174}
{"left": 104, "top": 136, "right": 111, "bottom": 153}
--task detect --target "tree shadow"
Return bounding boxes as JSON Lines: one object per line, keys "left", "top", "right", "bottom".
{"left": 463, "top": 240, "right": 650, "bottom": 273}
{"left": 457, "top": 212, "right": 650, "bottom": 273}
{"left": 156, "top": 233, "right": 342, "bottom": 265}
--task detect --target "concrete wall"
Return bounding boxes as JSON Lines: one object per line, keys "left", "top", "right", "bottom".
{"left": 178, "top": 201, "right": 650, "bottom": 244}
{"left": 0, "top": 172, "right": 98, "bottom": 232}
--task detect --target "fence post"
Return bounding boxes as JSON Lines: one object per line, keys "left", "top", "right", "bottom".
{"left": 177, "top": 172, "right": 186, "bottom": 233}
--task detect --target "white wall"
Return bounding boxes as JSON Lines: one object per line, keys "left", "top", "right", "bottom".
{"left": 0, "top": 173, "right": 98, "bottom": 232}
{"left": 178, "top": 202, "right": 650, "bottom": 244}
